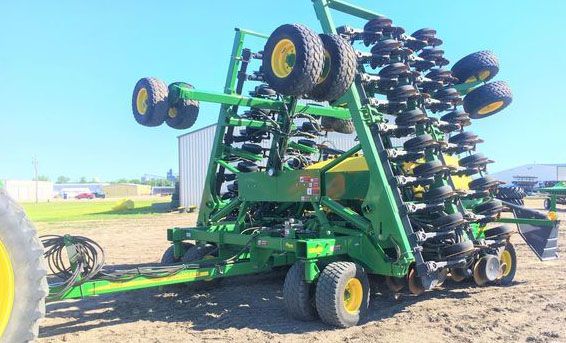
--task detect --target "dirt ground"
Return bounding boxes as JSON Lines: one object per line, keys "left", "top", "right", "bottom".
{"left": 36, "top": 198, "right": 566, "bottom": 343}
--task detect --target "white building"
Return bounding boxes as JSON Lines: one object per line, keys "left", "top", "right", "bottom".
{"left": 178, "top": 124, "right": 359, "bottom": 208}
{"left": 1, "top": 180, "right": 53, "bottom": 202}
{"left": 492, "top": 164, "right": 566, "bottom": 185}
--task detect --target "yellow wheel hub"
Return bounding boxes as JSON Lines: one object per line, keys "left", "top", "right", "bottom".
{"left": 343, "top": 277, "right": 363, "bottom": 313}
{"left": 465, "top": 70, "right": 491, "bottom": 83}
{"left": 168, "top": 106, "right": 178, "bottom": 119}
{"left": 136, "top": 87, "right": 149, "bottom": 115}
{"left": 0, "top": 240, "right": 15, "bottom": 337}
{"left": 478, "top": 100, "right": 504, "bottom": 115}
{"left": 271, "top": 39, "right": 296, "bottom": 78}
{"left": 317, "top": 50, "right": 331, "bottom": 84}
{"left": 500, "top": 250, "right": 513, "bottom": 277}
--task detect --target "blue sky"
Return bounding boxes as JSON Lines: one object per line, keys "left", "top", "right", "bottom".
{"left": 1, "top": 0, "right": 564, "bottom": 181}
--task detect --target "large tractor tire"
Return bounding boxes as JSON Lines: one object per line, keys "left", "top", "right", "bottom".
{"left": 451, "top": 50, "right": 499, "bottom": 84}
{"left": 463, "top": 81, "right": 512, "bottom": 119}
{"left": 0, "top": 190, "right": 48, "bottom": 342}
{"left": 309, "top": 34, "right": 357, "bottom": 102}
{"left": 320, "top": 116, "right": 355, "bottom": 134}
{"left": 315, "top": 261, "right": 370, "bottom": 327}
{"left": 132, "top": 77, "right": 169, "bottom": 127}
{"left": 262, "top": 24, "right": 324, "bottom": 96}
{"left": 283, "top": 262, "right": 317, "bottom": 321}
{"left": 496, "top": 186, "right": 526, "bottom": 206}
{"left": 166, "top": 82, "right": 199, "bottom": 130}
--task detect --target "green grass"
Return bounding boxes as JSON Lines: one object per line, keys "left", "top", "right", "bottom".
{"left": 21, "top": 198, "right": 172, "bottom": 223}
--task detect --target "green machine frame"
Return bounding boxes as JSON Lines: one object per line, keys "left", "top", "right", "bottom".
{"left": 48, "top": 0, "right": 558, "bottom": 302}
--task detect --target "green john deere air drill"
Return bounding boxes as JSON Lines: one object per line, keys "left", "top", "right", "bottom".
{"left": 0, "top": 1, "right": 560, "bottom": 340}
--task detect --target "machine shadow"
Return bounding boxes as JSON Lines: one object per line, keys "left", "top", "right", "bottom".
{"left": 40, "top": 272, "right": 479, "bottom": 338}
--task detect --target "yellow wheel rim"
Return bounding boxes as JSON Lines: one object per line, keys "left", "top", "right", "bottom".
{"left": 500, "top": 250, "right": 513, "bottom": 277}
{"left": 271, "top": 39, "right": 296, "bottom": 78}
{"left": 0, "top": 240, "right": 15, "bottom": 337}
{"left": 136, "top": 87, "right": 148, "bottom": 115}
{"left": 465, "top": 70, "right": 491, "bottom": 83}
{"left": 317, "top": 49, "right": 331, "bottom": 84}
{"left": 343, "top": 277, "right": 363, "bottom": 313}
{"left": 465, "top": 75, "right": 477, "bottom": 83}
{"left": 477, "top": 100, "right": 504, "bottom": 115}
{"left": 478, "top": 70, "right": 491, "bottom": 81}
{"left": 168, "top": 106, "right": 178, "bottom": 119}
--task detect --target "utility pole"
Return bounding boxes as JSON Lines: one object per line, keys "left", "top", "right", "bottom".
{"left": 32, "top": 156, "right": 39, "bottom": 203}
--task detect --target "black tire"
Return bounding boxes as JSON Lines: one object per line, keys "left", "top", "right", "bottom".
{"left": 315, "top": 262, "right": 370, "bottom": 328}
{"left": 309, "top": 34, "right": 357, "bottom": 102}
{"left": 283, "top": 262, "right": 317, "bottom": 321}
{"left": 449, "top": 131, "right": 480, "bottom": 145}
{"left": 442, "top": 240, "right": 475, "bottom": 259}
{"left": 432, "top": 212, "right": 465, "bottom": 231}
{"left": 497, "top": 242, "right": 517, "bottom": 286}
{"left": 404, "top": 134, "right": 437, "bottom": 152}
{"left": 451, "top": 50, "right": 499, "bottom": 84}
{"left": 496, "top": 186, "right": 526, "bottom": 202}
{"left": 412, "top": 160, "right": 446, "bottom": 178}
{"left": 237, "top": 161, "right": 259, "bottom": 173}
{"left": 0, "top": 190, "right": 48, "bottom": 342}
{"left": 484, "top": 225, "right": 513, "bottom": 240}
{"left": 459, "top": 153, "right": 490, "bottom": 169}
{"left": 263, "top": 24, "right": 324, "bottom": 96}
{"left": 464, "top": 81, "right": 513, "bottom": 119}
{"left": 321, "top": 116, "right": 355, "bottom": 134}
{"left": 422, "top": 185, "right": 456, "bottom": 204}
{"left": 182, "top": 244, "right": 220, "bottom": 290}
{"left": 469, "top": 176, "right": 500, "bottom": 191}
{"left": 161, "top": 242, "right": 194, "bottom": 264}
{"left": 166, "top": 82, "right": 199, "bottom": 130}
{"left": 473, "top": 199, "right": 503, "bottom": 215}
{"left": 395, "top": 109, "right": 427, "bottom": 126}
{"left": 544, "top": 198, "right": 551, "bottom": 210}
{"left": 132, "top": 77, "right": 169, "bottom": 127}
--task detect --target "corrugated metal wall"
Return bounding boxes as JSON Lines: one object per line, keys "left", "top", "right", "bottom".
{"left": 178, "top": 125, "right": 217, "bottom": 207}
{"left": 177, "top": 122, "right": 402, "bottom": 208}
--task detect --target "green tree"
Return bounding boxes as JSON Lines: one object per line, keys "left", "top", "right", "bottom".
{"left": 33, "top": 175, "right": 50, "bottom": 181}
{"left": 56, "top": 176, "right": 70, "bottom": 184}
{"left": 79, "top": 177, "right": 87, "bottom": 183}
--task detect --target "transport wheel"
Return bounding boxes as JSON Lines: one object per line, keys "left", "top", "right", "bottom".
{"left": 449, "top": 267, "right": 469, "bottom": 282}
{"left": 262, "top": 24, "right": 324, "bottom": 96}
{"left": 166, "top": 82, "right": 199, "bottom": 130}
{"left": 315, "top": 262, "right": 370, "bottom": 327}
{"left": 161, "top": 242, "right": 194, "bottom": 264}
{"left": 132, "top": 77, "right": 169, "bottom": 127}
{"left": 182, "top": 244, "right": 220, "bottom": 290}
{"left": 497, "top": 242, "right": 517, "bottom": 286}
{"left": 473, "top": 255, "right": 500, "bottom": 286}
{"left": 309, "top": 34, "right": 357, "bottom": 102}
{"left": 451, "top": 50, "right": 499, "bottom": 84}
{"left": 464, "top": 81, "right": 512, "bottom": 119}
{"left": 0, "top": 190, "right": 48, "bottom": 342}
{"left": 283, "top": 262, "right": 317, "bottom": 321}
{"left": 320, "top": 116, "right": 355, "bottom": 134}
